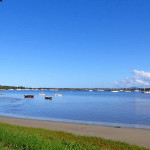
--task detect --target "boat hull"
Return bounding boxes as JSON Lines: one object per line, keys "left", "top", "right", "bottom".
{"left": 45, "top": 96, "right": 52, "bottom": 100}
{"left": 24, "top": 95, "right": 34, "bottom": 98}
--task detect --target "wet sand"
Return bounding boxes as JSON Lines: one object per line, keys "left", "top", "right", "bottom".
{"left": 0, "top": 116, "right": 150, "bottom": 148}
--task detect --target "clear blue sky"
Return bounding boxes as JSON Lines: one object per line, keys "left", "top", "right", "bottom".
{"left": 0, "top": 0, "right": 150, "bottom": 88}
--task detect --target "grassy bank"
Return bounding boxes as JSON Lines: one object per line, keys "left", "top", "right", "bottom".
{"left": 0, "top": 122, "right": 149, "bottom": 150}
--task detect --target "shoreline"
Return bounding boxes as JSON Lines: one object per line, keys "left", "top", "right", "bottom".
{"left": 0, "top": 116, "right": 150, "bottom": 148}
{"left": 1, "top": 112, "right": 150, "bottom": 130}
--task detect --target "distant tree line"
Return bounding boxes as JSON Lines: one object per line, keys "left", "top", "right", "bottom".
{"left": 0, "top": 85, "right": 25, "bottom": 90}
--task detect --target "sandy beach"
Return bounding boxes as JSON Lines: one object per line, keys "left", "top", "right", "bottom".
{"left": 0, "top": 116, "right": 150, "bottom": 148}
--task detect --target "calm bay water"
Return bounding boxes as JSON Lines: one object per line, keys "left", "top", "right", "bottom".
{"left": 0, "top": 90, "right": 150, "bottom": 129}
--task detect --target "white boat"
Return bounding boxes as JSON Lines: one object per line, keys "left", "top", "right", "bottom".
{"left": 111, "top": 91, "right": 119, "bottom": 93}
{"left": 134, "top": 90, "right": 139, "bottom": 92}
{"left": 144, "top": 91, "right": 150, "bottom": 94}
{"left": 55, "top": 94, "right": 62, "bottom": 96}
{"left": 125, "top": 91, "right": 131, "bottom": 92}
{"left": 39, "top": 93, "right": 45, "bottom": 96}
{"left": 89, "top": 90, "right": 93, "bottom": 92}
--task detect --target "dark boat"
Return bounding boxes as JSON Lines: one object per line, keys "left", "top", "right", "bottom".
{"left": 24, "top": 95, "right": 34, "bottom": 98}
{"left": 45, "top": 96, "right": 52, "bottom": 100}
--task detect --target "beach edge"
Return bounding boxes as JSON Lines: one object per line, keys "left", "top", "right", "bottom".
{"left": 0, "top": 115, "right": 150, "bottom": 148}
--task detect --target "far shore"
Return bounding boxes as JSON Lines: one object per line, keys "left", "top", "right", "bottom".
{"left": 0, "top": 116, "right": 150, "bottom": 148}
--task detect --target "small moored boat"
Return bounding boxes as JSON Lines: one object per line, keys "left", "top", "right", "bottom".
{"left": 89, "top": 90, "right": 93, "bottom": 92}
{"left": 55, "top": 94, "right": 62, "bottom": 96}
{"left": 39, "top": 93, "right": 45, "bottom": 96}
{"left": 144, "top": 91, "right": 150, "bottom": 94}
{"left": 24, "top": 95, "right": 34, "bottom": 98}
{"left": 45, "top": 96, "right": 52, "bottom": 100}
{"left": 111, "top": 91, "right": 119, "bottom": 93}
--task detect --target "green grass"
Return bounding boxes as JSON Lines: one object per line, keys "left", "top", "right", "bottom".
{"left": 0, "top": 122, "right": 149, "bottom": 150}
